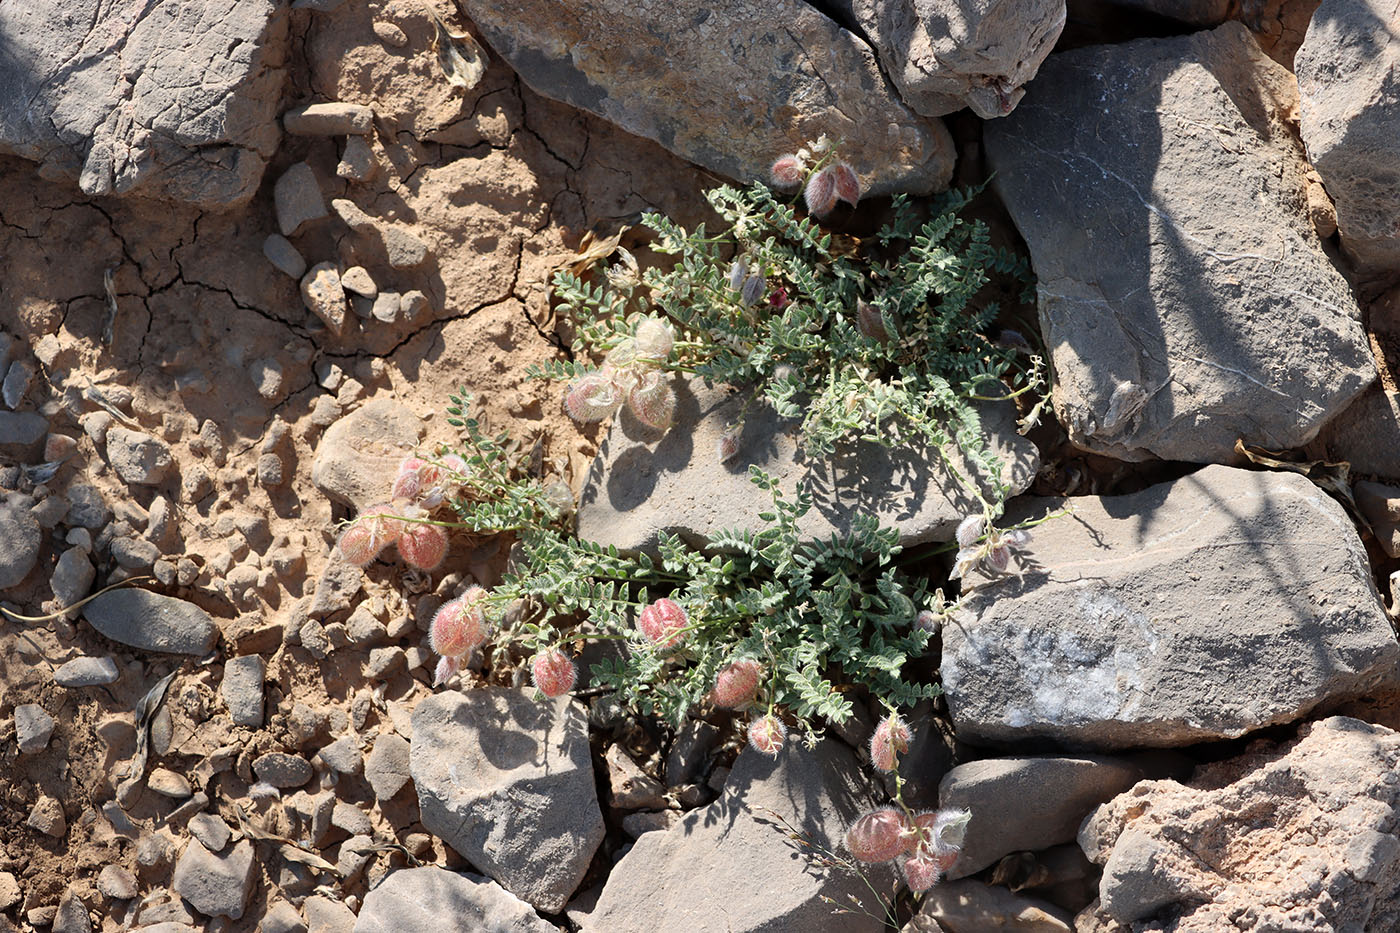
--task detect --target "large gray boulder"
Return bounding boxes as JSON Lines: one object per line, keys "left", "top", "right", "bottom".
{"left": 410, "top": 689, "right": 604, "bottom": 914}
{"left": 0, "top": 0, "right": 287, "bottom": 205}
{"left": 355, "top": 867, "right": 556, "bottom": 933}
{"left": 985, "top": 24, "right": 1374, "bottom": 464}
{"left": 1296, "top": 0, "right": 1400, "bottom": 274}
{"left": 576, "top": 378, "right": 1039, "bottom": 552}
{"left": 840, "top": 0, "right": 1066, "bottom": 119}
{"left": 942, "top": 465, "right": 1400, "bottom": 749}
{"left": 583, "top": 740, "right": 896, "bottom": 933}
{"left": 1079, "top": 717, "right": 1400, "bottom": 930}
{"left": 464, "top": 0, "right": 955, "bottom": 195}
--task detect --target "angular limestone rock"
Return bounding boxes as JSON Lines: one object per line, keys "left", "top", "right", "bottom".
{"left": 410, "top": 689, "right": 604, "bottom": 913}
{"left": 1296, "top": 0, "right": 1400, "bottom": 273}
{"left": 985, "top": 24, "right": 1373, "bottom": 463}
{"left": 577, "top": 378, "right": 1038, "bottom": 551}
{"left": 354, "top": 867, "right": 556, "bottom": 933}
{"left": 942, "top": 465, "right": 1400, "bottom": 749}
{"left": 842, "top": 0, "right": 1066, "bottom": 119}
{"left": 1080, "top": 717, "right": 1400, "bottom": 929}
{"left": 0, "top": 0, "right": 286, "bottom": 205}
{"left": 467, "top": 0, "right": 955, "bottom": 195}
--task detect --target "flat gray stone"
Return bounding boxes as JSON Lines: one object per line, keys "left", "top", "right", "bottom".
{"left": 171, "top": 839, "right": 256, "bottom": 920}
{"left": 54, "top": 656, "right": 118, "bottom": 687}
{"left": 915, "top": 880, "right": 1074, "bottom": 932}
{"left": 15, "top": 703, "right": 54, "bottom": 754}
{"left": 310, "top": 398, "right": 423, "bottom": 510}
{"left": 188, "top": 813, "right": 231, "bottom": 853}
{"left": 1296, "top": 0, "right": 1400, "bottom": 272}
{"left": 985, "top": 24, "right": 1374, "bottom": 463}
{"left": 382, "top": 226, "right": 430, "bottom": 269}
{"left": 468, "top": 0, "right": 954, "bottom": 195}
{"left": 411, "top": 688, "right": 604, "bottom": 913}
{"left": 939, "top": 755, "right": 1144, "bottom": 879}
{"left": 943, "top": 465, "right": 1400, "bottom": 749}
{"left": 578, "top": 378, "right": 1037, "bottom": 551}
{"left": 0, "top": 500, "right": 40, "bottom": 589}
{"left": 318, "top": 736, "right": 363, "bottom": 775}
{"left": 83, "top": 589, "right": 219, "bottom": 656}
{"left": 0, "top": 410, "right": 47, "bottom": 460}
{"left": 305, "top": 895, "right": 356, "bottom": 933}
{"left": 263, "top": 234, "right": 307, "bottom": 279}
{"left": 221, "top": 655, "right": 266, "bottom": 728}
{"left": 354, "top": 867, "right": 556, "bottom": 933}
{"left": 584, "top": 740, "right": 895, "bottom": 933}
{"left": 0, "top": 0, "right": 285, "bottom": 205}
{"left": 105, "top": 427, "right": 174, "bottom": 486}
{"left": 337, "top": 134, "right": 376, "bottom": 182}
{"left": 275, "top": 161, "right": 328, "bottom": 237}
{"left": 841, "top": 0, "right": 1065, "bottom": 118}
{"left": 253, "top": 752, "right": 314, "bottom": 788}
{"left": 263, "top": 901, "right": 306, "bottom": 933}
{"left": 365, "top": 733, "right": 411, "bottom": 801}
{"left": 283, "top": 102, "right": 373, "bottom": 136}
{"left": 96, "top": 864, "right": 138, "bottom": 899}
{"left": 65, "top": 484, "right": 110, "bottom": 529}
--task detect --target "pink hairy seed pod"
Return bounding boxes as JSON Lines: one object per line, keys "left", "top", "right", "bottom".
{"left": 902, "top": 852, "right": 951, "bottom": 893}
{"left": 398, "top": 522, "right": 448, "bottom": 570}
{"left": 804, "top": 166, "right": 838, "bottom": 217}
{"left": 711, "top": 659, "right": 763, "bottom": 708}
{"left": 564, "top": 373, "right": 622, "bottom": 423}
{"left": 846, "top": 807, "right": 913, "bottom": 863}
{"left": 829, "top": 161, "right": 860, "bottom": 207}
{"left": 986, "top": 540, "right": 1012, "bottom": 573}
{"left": 430, "top": 585, "right": 489, "bottom": 658}
{"left": 531, "top": 650, "right": 578, "bottom": 698}
{"left": 635, "top": 317, "right": 674, "bottom": 361}
{"left": 869, "top": 713, "right": 912, "bottom": 772}
{"left": 392, "top": 457, "right": 428, "bottom": 500}
{"left": 336, "top": 520, "right": 383, "bottom": 567}
{"left": 747, "top": 714, "right": 787, "bottom": 757}
{"left": 770, "top": 154, "right": 804, "bottom": 189}
{"left": 856, "top": 300, "right": 888, "bottom": 342}
{"left": 637, "top": 597, "right": 688, "bottom": 648}
{"left": 914, "top": 609, "right": 940, "bottom": 634}
{"left": 434, "top": 654, "right": 460, "bottom": 686}
{"left": 717, "top": 423, "right": 742, "bottom": 463}
{"left": 628, "top": 372, "right": 676, "bottom": 432}
{"left": 956, "top": 514, "right": 984, "bottom": 549}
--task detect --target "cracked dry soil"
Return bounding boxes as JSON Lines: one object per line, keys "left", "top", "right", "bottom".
{"left": 0, "top": 2, "right": 712, "bottom": 927}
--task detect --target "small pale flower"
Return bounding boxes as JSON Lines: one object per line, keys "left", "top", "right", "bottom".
{"left": 747, "top": 714, "right": 787, "bottom": 757}
{"left": 728, "top": 258, "right": 746, "bottom": 292}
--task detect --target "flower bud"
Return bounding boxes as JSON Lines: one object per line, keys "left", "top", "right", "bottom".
{"left": 728, "top": 259, "right": 746, "bottom": 292}
{"left": 804, "top": 167, "right": 837, "bottom": 217}
{"left": 846, "top": 807, "right": 911, "bottom": 863}
{"left": 769, "top": 154, "right": 804, "bottom": 189}
{"left": 531, "top": 650, "right": 578, "bottom": 698}
{"left": 829, "top": 161, "right": 860, "bottom": 207}
{"left": 398, "top": 522, "right": 448, "bottom": 570}
{"left": 430, "top": 586, "right": 489, "bottom": 658}
{"left": 637, "top": 597, "right": 688, "bottom": 648}
{"left": 740, "top": 273, "right": 766, "bottom": 307}
{"left": 635, "top": 317, "right": 674, "bottom": 360}
{"left": 956, "top": 514, "right": 984, "bottom": 549}
{"left": 869, "top": 712, "right": 912, "bottom": 772}
{"left": 747, "top": 714, "right": 787, "bottom": 756}
{"left": 856, "top": 300, "right": 888, "bottom": 342}
{"left": 564, "top": 373, "right": 622, "bottom": 422}
{"left": 717, "top": 423, "right": 742, "bottom": 463}
{"left": 627, "top": 372, "right": 676, "bottom": 432}
{"left": 711, "top": 659, "right": 763, "bottom": 708}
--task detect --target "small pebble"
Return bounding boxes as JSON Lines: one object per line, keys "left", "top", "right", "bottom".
{"left": 54, "top": 655, "right": 119, "bottom": 687}
{"left": 340, "top": 266, "right": 377, "bottom": 298}
{"left": 337, "top": 135, "right": 377, "bottom": 182}
{"left": 188, "top": 813, "right": 232, "bottom": 853}
{"left": 147, "top": 768, "right": 194, "bottom": 798}
{"left": 400, "top": 289, "right": 430, "bottom": 321}
{"left": 372, "top": 20, "right": 408, "bottom": 47}
{"left": 274, "top": 162, "right": 328, "bottom": 237}
{"left": 262, "top": 234, "right": 307, "bottom": 279}
{"left": 300, "top": 263, "right": 347, "bottom": 335}
{"left": 283, "top": 102, "right": 373, "bottom": 136}
{"left": 16, "top": 703, "right": 54, "bottom": 754}
{"left": 254, "top": 752, "right": 314, "bottom": 789}
{"left": 97, "top": 864, "right": 138, "bottom": 900}
{"left": 27, "top": 795, "right": 66, "bottom": 837}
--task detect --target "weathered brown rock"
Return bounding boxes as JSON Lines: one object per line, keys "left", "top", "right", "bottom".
{"left": 464, "top": 0, "right": 955, "bottom": 195}
{"left": 1080, "top": 717, "right": 1400, "bottom": 930}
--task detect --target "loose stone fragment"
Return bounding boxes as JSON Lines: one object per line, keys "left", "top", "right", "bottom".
{"left": 301, "top": 263, "right": 347, "bottom": 335}
{"left": 274, "top": 162, "right": 328, "bottom": 237}
{"left": 283, "top": 102, "right": 373, "bottom": 136}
